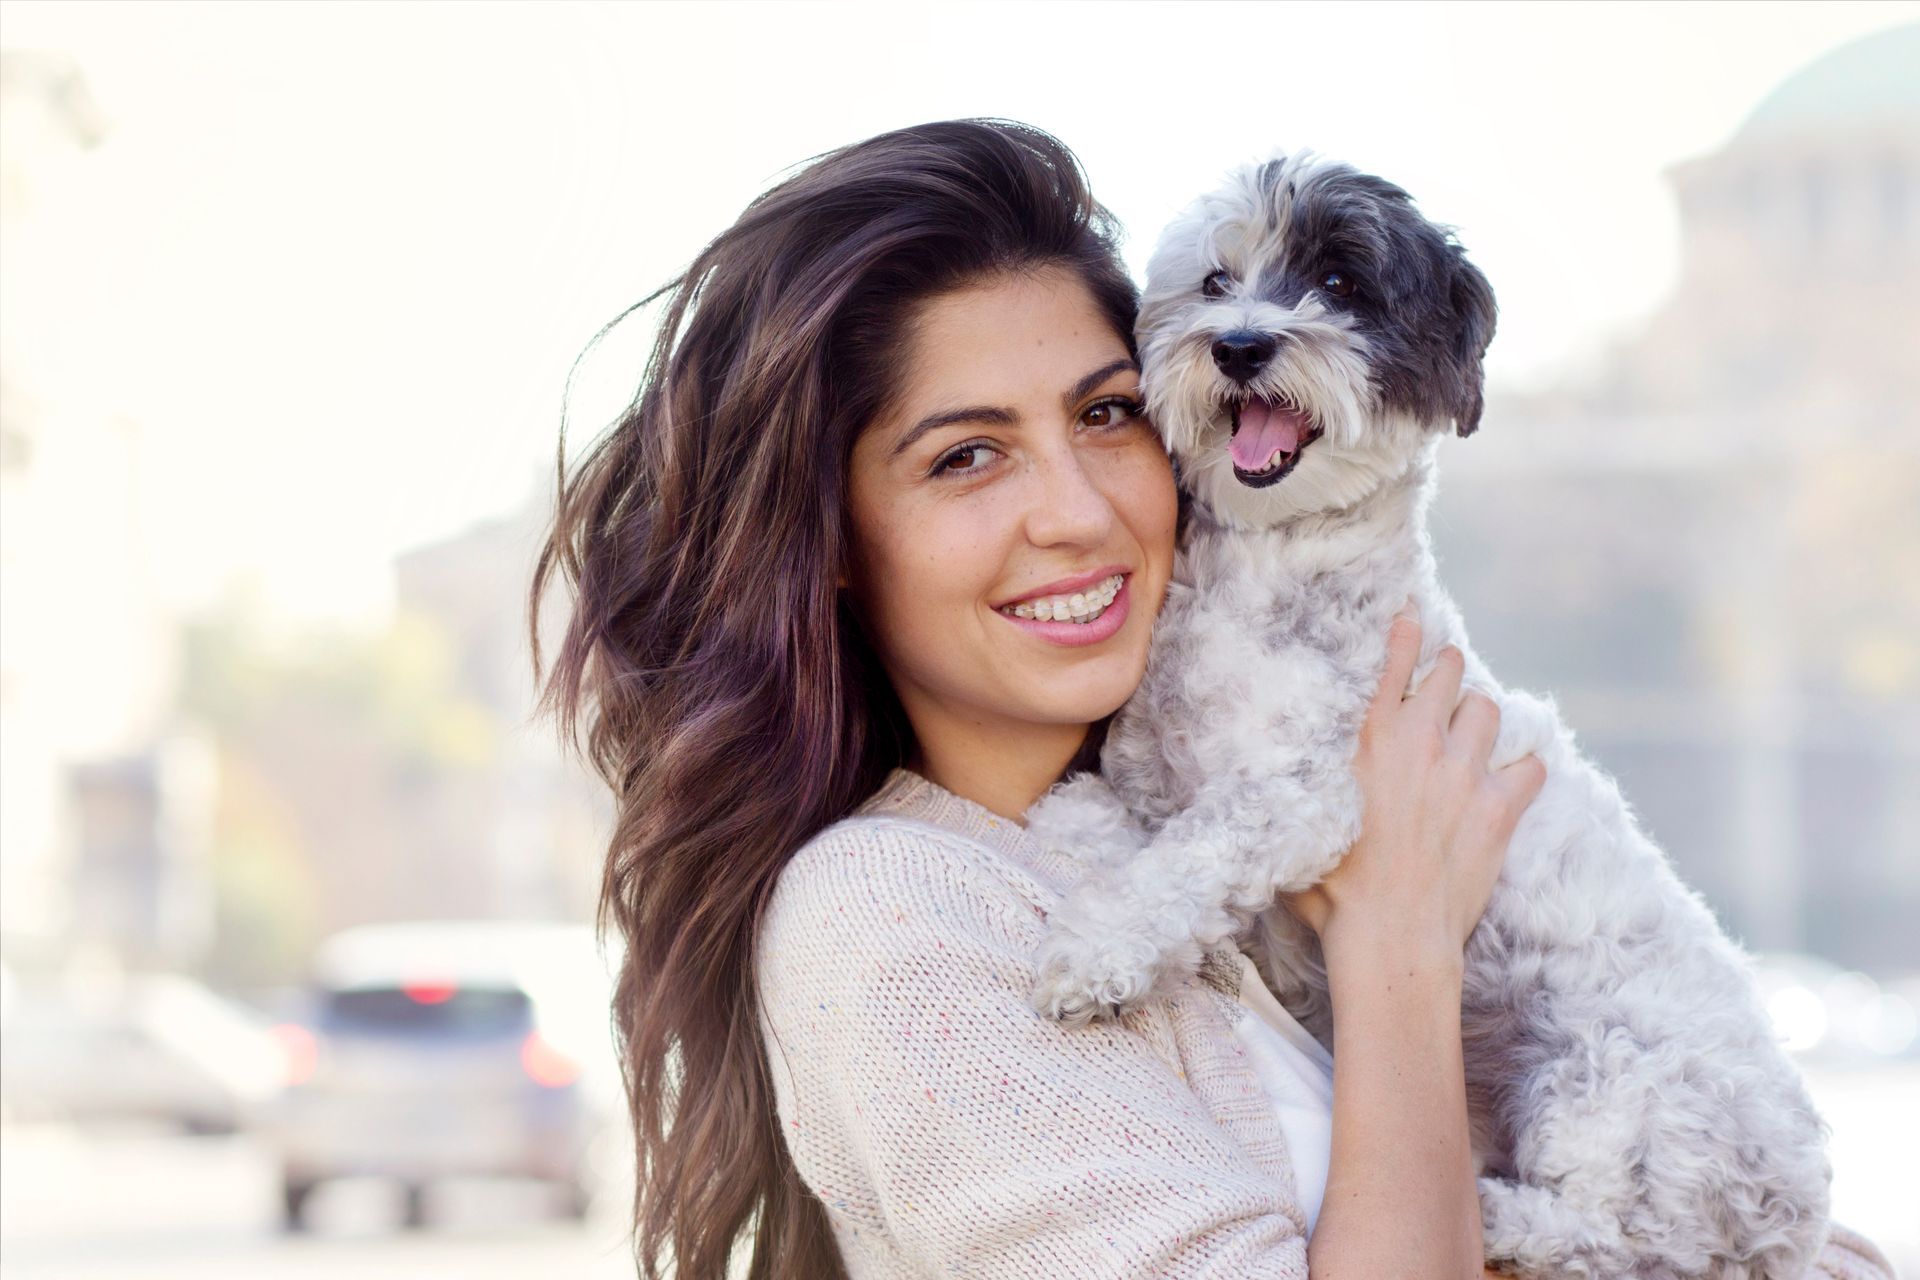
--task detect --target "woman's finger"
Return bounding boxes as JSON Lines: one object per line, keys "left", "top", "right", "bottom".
{"left": 1447, "top": 690, "right": 1501, "bottom": 770}
{"left": 1415, "top": 644, "right": 1466, "bottom": 723}
{"left": 1275, "top": 886, "right": 1330, "bottom": 935}
{"left": 1369, "top": 604, "right": 1423, "bottom": 715}
{"left": 1488, "top": 754, "right": 1549, "bottom": 828}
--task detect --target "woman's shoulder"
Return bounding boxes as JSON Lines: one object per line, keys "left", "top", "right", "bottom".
{"left": 765, "top": 810, "right": 1046, "bottom": 952}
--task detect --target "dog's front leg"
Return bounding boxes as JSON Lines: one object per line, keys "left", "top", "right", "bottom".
{"left": 1029, "top": 757, "right": 1362, "bottom": 1027}
{"left": 1024, "top": 769, "right": 1154, "bottom": 880}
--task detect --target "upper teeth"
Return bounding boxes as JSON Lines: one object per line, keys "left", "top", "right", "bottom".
{"left": 1001, "top": 574, "right": 1124, "bottom": 622}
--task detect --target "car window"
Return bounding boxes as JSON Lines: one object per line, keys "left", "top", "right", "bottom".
{"left": 320, "top": 986, "right": 532, "bottom": 1036}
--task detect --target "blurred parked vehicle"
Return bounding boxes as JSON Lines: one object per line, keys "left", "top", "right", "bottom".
{"left": 1754, "top": 950, "right": 1920, "bottom": 1063}
{"left": 0, "top": 972, "right": 284, "bottom": 1134}
{"left": 257, "top": 920, "right": 619, "bottom": 1231}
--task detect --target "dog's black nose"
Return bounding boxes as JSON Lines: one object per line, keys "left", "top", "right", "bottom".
{"left": 1211, "top": 331, "right": 1278, "bottom": 384}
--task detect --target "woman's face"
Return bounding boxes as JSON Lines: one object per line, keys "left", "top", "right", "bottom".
{"left": 846, "top": 264, "right": 1178, "bottom": 766}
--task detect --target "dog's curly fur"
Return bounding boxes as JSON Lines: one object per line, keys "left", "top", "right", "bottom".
{"left": 1022, "top": 151, "right": 1833, "bottom": 1278}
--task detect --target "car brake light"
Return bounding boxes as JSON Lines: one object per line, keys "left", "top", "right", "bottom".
{"left": 403, "top": 980, "right": 457, "bottom": 1004}
{"left": 520, "top": 1031, "right": 580, "bottom": 1088}
{"left": 271, "top": 1023, "right": 319, "bottom": 1086}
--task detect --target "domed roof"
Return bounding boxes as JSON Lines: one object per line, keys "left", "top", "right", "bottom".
{"left": 1736, "top": 22, "right": 1920, "bottom": 142}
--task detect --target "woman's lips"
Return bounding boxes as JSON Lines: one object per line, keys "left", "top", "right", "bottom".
{"left": 991, "top": 562, "right": 1131, "bottom": 610}
{"left": 994, "top": 575, "right": 1131, "bottom": 648}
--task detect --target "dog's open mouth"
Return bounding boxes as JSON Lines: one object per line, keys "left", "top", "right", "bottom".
{"left": 1228, "top": 396, "right": 1322, "bottom": 488}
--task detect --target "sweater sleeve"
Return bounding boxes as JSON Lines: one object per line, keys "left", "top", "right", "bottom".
{"left": 1811, "top": 1221, "right": 1898, "bottom": 1280}
{"left": 755, "top": 820, "right": 1309, "bottom": 1279}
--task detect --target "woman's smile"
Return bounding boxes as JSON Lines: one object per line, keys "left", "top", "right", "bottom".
{"left": 993, "top": 570, "right": 1132, "bottom": 646}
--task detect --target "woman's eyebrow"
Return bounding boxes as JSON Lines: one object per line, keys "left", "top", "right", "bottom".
{"left": 888, "top": 357, "right": 1140, "bottom": 460}
{"left": 1063, "top": 357, "right": 1140, "bottom": 409}
{"left": 889, "top": 404, "right": 1017, "bottom": 460}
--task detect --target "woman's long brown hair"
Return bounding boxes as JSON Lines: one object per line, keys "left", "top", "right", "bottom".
{"left": 528, "top": 119, "right": 1138, "bottom": 1279}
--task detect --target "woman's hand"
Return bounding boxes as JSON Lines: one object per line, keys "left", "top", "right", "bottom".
{"left": 1280, "top": 602, "right": 1546, "bottom": 963}
{"left": 1290, "top": 604, "right": 1546, "bottom": 1278}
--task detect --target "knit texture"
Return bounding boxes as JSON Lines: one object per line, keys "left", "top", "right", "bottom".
{"left": 754, "top": 767, "right": 1311, "bottom": 1278}
{"left": 753, "top": 766, "right": 1898, "bottom": 1279}
{"left": 1812, "top": 1223, "right": 1900, "bottom": 1279}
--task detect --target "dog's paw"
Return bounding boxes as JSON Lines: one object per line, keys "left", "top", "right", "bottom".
{"left": 1477, "top": 1177, "right": 1618, "bottom": 1280}
{"left": 1027, "top": 929, "right": 1157, "bottom": 1028}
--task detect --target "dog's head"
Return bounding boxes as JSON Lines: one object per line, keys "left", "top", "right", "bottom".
{"left": 1138, "top": 150, "right": 1497, "bottom": 528}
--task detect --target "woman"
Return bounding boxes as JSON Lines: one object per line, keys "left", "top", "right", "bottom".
{"left": 530, "top": 120, "right": 1892, "bottom": 1280}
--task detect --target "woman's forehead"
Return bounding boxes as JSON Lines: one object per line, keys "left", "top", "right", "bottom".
{"left": 892, "top": 269, "right": 1134, "bottom": 412}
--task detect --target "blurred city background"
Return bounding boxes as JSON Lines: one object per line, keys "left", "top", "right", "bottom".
{"left": 2, "top": 2, "right": 1915, "bottom": 1276}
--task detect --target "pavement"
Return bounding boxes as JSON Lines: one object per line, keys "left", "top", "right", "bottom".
{"left": 2, "top": 1060, "right": 1912, "bottom": 1278}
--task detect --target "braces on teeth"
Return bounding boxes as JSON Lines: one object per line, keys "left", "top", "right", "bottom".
{"left": 1001, "top": 573, "right": 1124, "bottom": 623}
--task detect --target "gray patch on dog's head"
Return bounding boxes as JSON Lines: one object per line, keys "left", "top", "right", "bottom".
{"left": 1323, "top": 167, "right": 1494, "bottom": 438}
{"left": 1239, "top": 160, "right": 1497, "bottom": 439}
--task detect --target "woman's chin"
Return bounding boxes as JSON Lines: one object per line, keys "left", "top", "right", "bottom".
{"left": 1012, "top": 663, "right": 1143, "bottom": 727}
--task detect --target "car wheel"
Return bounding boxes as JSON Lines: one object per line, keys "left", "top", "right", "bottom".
{"left": 401, "top": 1182, "right": 429, "bottom": 1230}
{"left": 559, "top": 1178, "right": 593, "bottom": 1220}
{"left": 281, "top": 1177, "right": 317, "bottom": 1233}
{"left": 181, "top": 1114, "right": 236, "bottom": 1137}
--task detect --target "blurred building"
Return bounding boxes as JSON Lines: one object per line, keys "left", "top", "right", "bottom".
{"left": 1, "top": 51, "right": 209, "bottom": 972}
{"left": 389, "top": 477, "right": 611, "bottom": 925}
{"left": 1432, "top": 24, "right": 1920, "bottom": 971}
{"left": 166, "top": 474, "right": 610, "bottom": 981}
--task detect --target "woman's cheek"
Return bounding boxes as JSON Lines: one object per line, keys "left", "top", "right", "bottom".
{"left": 1117, "top": 438, "right": 1179, "bottom": 555}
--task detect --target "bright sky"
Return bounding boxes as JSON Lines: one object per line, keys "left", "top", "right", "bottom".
{"left": 6, "top": 0, "right": 1917, "bottom": 625}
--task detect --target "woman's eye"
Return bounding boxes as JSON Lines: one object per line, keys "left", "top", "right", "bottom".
{"left": 1201, "top": 270, "right": 1232, "bottom": 299}
{"left": 1320, "top": 270, "right": 1355, "bottom": 298}
{"left": 933, "top": 442, "right": 995, "bottom": 476}
{"left": 1082, "top": 397, "right": 1145, "bottom": 430}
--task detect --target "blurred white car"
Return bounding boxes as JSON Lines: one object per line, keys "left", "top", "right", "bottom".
{"left": 0, "top": 972, "right": 284, "bottom": 1134}
{"left": 257, "top": 920, "right": 620, "bottom": 1231}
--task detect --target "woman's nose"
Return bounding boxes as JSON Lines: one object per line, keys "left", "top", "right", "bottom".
{"left": 1023, "top": 447, "right": 1115, "bottom": 548}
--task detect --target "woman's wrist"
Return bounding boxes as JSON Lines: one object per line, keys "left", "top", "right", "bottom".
{"left": 1320, "top": 913, "right": 1466, "bottom": 987}
{"left": 1310, "top": 913, "right": 1480, "bottom": 1277}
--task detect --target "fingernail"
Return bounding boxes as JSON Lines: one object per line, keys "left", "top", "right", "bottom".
{"left": 1395, "top": 597, "right": 1417, "bottom": 621}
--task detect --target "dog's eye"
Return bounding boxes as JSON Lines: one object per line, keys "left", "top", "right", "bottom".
{"left": 1201, "top": 270, "right": 1232, "bottom": 299}
{"left": 1320, "top": 271, "right": 1355, "bottom": 298}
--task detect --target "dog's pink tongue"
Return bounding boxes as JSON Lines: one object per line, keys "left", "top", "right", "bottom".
{"left": 1230, "top": 398, "right": 1307, "bottom": 471}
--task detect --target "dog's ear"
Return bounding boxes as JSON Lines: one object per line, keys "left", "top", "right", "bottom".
{"left": 1446, "top": 252, "right": 1497, "bottom": 438}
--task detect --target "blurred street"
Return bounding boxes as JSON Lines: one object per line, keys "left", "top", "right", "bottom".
{"left": 1, "top": 1119, "right": 639, "bottom": 1280}
{"left": 5, "top": 1061, "right": 1915, "bottom": 1279}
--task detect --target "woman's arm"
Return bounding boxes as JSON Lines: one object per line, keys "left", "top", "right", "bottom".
{"left": 1312, "top": 931, "right": 1480, "bottom": 1277}
{"left": 758, "top": 825, "right": 1316, "bottom": 1278}
{"left": 1281, "top": 604, "right": 1546, "bottom": 1279}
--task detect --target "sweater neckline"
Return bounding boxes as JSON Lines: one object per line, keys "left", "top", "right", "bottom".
{"left": 853, "top": 765, "right": 1247, "bottom": 1004}
{"left": 855, "top": 766, "right": 1047, "bottom": 864}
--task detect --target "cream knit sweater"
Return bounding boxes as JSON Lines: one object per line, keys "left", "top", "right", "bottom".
{"left": 752, "top": 767, "right": 1896, "bottom": 1279}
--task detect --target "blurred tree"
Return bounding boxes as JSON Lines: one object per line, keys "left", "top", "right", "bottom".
{"left": 179, "top": 588, "right": 507, "bottom": 990}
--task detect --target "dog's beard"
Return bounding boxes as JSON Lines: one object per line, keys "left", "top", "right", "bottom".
{"left": 1141, "top": 307, "right": 1424, "bottom": 529}
{"left": 1178, "top": 416, "right": 1419, "bottom": 529}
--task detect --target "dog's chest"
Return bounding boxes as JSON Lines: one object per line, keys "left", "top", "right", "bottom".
{"left": 1130, "top": 562, "right": 1384, "bottom": 759}
{"left": 1161, "top": 552, "right": 1380, "bottom": 673}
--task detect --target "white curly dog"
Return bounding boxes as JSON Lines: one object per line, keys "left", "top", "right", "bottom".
{"left": 1022, "top": 151, "right": 1833, "bottom": 1279}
